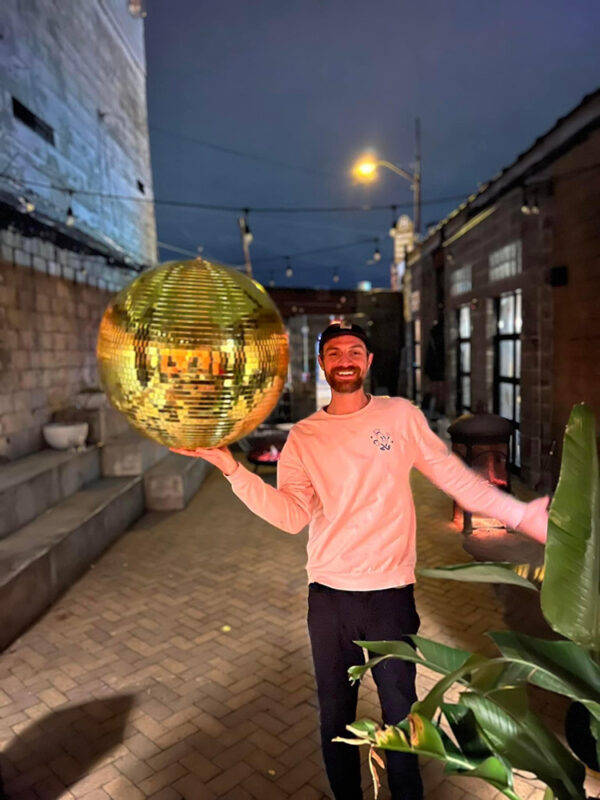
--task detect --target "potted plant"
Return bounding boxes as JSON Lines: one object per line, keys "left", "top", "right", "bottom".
{"left": 336, "top": 403, "right": 600, "bottom": 800}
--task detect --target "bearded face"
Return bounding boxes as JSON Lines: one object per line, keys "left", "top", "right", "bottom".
{"left": 320, "top": 336, "right": 372, "bottom": 394}
{"left": 324, "top": 365, "right": 364, "bottom": 393}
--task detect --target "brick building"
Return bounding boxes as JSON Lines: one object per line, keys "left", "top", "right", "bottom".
{"left": 405, "top": 88, "right": 600, "bottom": 491}
{"left": 0, "top": 0, "right": 156, "bottom": 460}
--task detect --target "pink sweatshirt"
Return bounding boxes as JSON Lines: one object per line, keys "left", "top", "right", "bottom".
{"left": 227, "top": 396, "right": 527, "bottom": 591}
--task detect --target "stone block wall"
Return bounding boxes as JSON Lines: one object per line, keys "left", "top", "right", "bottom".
{"left": 0, "top": 0, "right": 156, "bottom": 266}
{"left": 0, "top": 227, "right": 137, "bottom": 460}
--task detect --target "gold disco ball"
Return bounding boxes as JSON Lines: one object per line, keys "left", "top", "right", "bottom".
{"left": 97, "top": 259, "right": 289, "bottom": 449}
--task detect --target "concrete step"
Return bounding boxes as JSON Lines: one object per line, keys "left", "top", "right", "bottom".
{"left": 0, "top": 475, "right": 144, "bottom": 651}
{"left": 101, "top": 431, "right": 167, "bottom": 477}
{"left": 0, "top": 447, "right": 101, "bottom": 540}
{"left": 144, "top": 453, "right": 213, "bottom": 511}
{"left": 55, "top": 405, "right": 131, "bottom": 444}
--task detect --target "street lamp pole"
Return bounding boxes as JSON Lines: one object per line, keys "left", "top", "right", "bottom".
{"left": 352, "top": 116, "right": 422, "bottom": 237}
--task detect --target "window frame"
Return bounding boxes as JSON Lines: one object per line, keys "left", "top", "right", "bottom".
{"left": 456, "top": 304, "right": 472, "bottom": 415}
{"left": 493, "top": 290, "right": 522, "bottom": 470}
{"left": 411, "top": 317, "right": 421, "bottom": 405}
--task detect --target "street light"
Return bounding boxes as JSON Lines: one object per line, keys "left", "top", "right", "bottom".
{"left": 351, "top": 118, "right": 421, "bottom": 236}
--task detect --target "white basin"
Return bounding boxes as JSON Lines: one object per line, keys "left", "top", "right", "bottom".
{"left": 43, "top": 422, "right": 89, "bottom": 450}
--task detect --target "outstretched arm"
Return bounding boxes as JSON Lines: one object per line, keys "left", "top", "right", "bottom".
{"left": 410, "top": 409, "right": 549, "bottom": 544}
{"left": 171, "top": 436, "right": 315, "bottom": 534}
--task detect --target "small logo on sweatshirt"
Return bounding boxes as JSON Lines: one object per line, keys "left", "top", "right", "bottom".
{"left": 370, "top": 428, "right": 393, "bottom": 452}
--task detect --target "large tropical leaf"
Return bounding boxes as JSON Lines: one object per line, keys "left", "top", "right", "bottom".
{"left": 349, "top": 637, "right": 473, "bottom": 684}
{"left": 337, "top": 712, "right": 524, "bottom": 799}
{"left": 419, "top": 562, "right": 539, "bottom": 590}
{"left": 542, "top": 403, "right": 600, "bottom": 650}
{"left": 489, "top": 631, "right": 600, "bottom": 719}
{"left": 442, "top": 702, "right": 495, "bottom": 761}
{"left": 461, "top": 687, "right": 586, "bottom": 800}
{"left": 413, "top": 654, "right": 490, "bottom": 720}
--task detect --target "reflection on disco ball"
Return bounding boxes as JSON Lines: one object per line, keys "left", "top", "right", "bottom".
{"left": 97, "top": 259, "right": 289, "bottom": 449}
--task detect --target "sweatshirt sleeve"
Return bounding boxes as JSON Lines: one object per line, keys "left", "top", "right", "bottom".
{"left": 410, "top": 407, "right": 527, "bottom": 530}
{"left": 225, "top": 432, "right": 316, "bottom": 534}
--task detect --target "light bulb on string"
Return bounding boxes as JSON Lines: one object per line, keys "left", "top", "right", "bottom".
{"left": 332, "top": 267, "right": 340, "bottom": 284}
{"left": 268, "top": 271, "right": 275, "bottom": 288}
{"left": 530, "top": 193, "right": 540, "bottom": 215}
{"left": 240, "top": 209, "right": 253, "bottom": 245}
{"left": 18, "top": 195, "right": 35, "bottom": 214}
{"left": 65, "top": 191, "right": 75, "bottom": 227}
{"left": 285, "top": 257, "right": 293, "bottom": 278}
{"left": 388, "top": 204, "right": 398, "bottom": 237}
{"left": 372, "top": 238, "right": 381, "bottom": 262}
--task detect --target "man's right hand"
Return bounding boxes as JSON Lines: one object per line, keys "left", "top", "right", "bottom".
{"left": 169, "top": 445, "right": 239, "bottom": 476}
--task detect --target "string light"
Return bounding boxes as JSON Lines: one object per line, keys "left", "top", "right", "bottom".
{"left": 18, "top": 195, "right": 35, "bottom": 214}
{"left": 332, "top": 267, "right": 340, "bottom": 284}
{"left": 5, "top": 163, "right": 599, "bottom": 217}
{"left": 240, "top": 209, "right": 253, "bottom": 244}
{"left": 388, "top": 204, "right": 398, "bottom": 237}
{"left": 521, "top": 189, "right": 540, "bottom": 216}
{"left": 65, "top": 190, "right": 75, "bottom": 227}
{"left": 285, "top": 257, "right": 293, "bottom": 278}
{"left": 372, "top": 238, "right": 381, "bottom": 262}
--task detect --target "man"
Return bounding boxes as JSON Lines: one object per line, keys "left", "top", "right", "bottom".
{"left": 173, "top": 320, "right": 548, "bottom": 800}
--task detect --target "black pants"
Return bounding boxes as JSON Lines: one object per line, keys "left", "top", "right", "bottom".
{"left": 307, "top": 582, "right": 424, "bottom": 800}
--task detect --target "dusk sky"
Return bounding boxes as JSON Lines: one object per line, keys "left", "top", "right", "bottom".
{"left": 145, "top": 1, "right": 600, "bottom": 290}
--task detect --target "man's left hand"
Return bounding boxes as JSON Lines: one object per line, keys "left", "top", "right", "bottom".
{"left": 517, "top": 496, "right": 550, "bottom": 544}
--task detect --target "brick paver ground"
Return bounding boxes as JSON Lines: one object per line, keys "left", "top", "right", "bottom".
{"left": 1, "top": 465, "right": 599, "bottom": 800}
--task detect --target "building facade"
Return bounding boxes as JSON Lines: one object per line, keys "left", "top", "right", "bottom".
{"left": 0, "top": 0, "right": 156, "bottom": 460}
{"left": 406, "top": 89, "right": 600, "bottom": 491}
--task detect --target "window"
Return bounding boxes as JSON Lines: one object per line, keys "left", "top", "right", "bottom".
{"left": 12, "top": 97, "right": 55, "bottom": 145}
{"left": 450, "top": 264, "right": 472, "bottom": 297}
{"left": 456, "top": 304, "right": 471, "bottom": 414}
{"left": 494, "top": 290, "right": 522, "bottom": 468}
{"left": 489, "top": 241, "right": 522, "bottom": 283}
{"left": 412, "top": 318, "right": 422, "bottom": 405}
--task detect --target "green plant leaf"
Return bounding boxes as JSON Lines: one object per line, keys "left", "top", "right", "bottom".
{"left": 413, "top": 654, "right": 490, "bottom": 719}
{"left": 442, "top": 703, "right": 495, "bottom": 761}
{"left": 489, "top": 631, "right": 600, "bottom": 718}
{"left": 419, "top": 562, "right": 539, "bottom": 590}
{"left": 461, "top": 687, "right": 586, "bottom": 799}
{"left": 345, "top": 718, "right": 380, "bottom": 739}
{"left": 466, "top": 756, "right": 514, "bottom": 787}
{"left": 337, "top": 712, "right": 524, "bottom": 799}
{"left": 412, "top": 636, "right": 474, "bottom": 672}
{"left": 349, "top": 637, "right": 473, "bottom": 685}
{"left": 542, "top": 403, "right": 600, "bottom": 650}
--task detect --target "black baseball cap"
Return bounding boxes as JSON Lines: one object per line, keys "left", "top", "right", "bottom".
{"left": 318, "top": 321, "right": 371, "bottom": 354}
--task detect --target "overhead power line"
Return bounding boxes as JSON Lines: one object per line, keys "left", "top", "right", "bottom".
{"left": 1, "top": 175, "right": 467, "bottom": 214}
{"left": 253, "top": 237, "right": 377, "bottom": 265}
{"left": 150, "top": 124, "right": 338, "bottom": 178}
